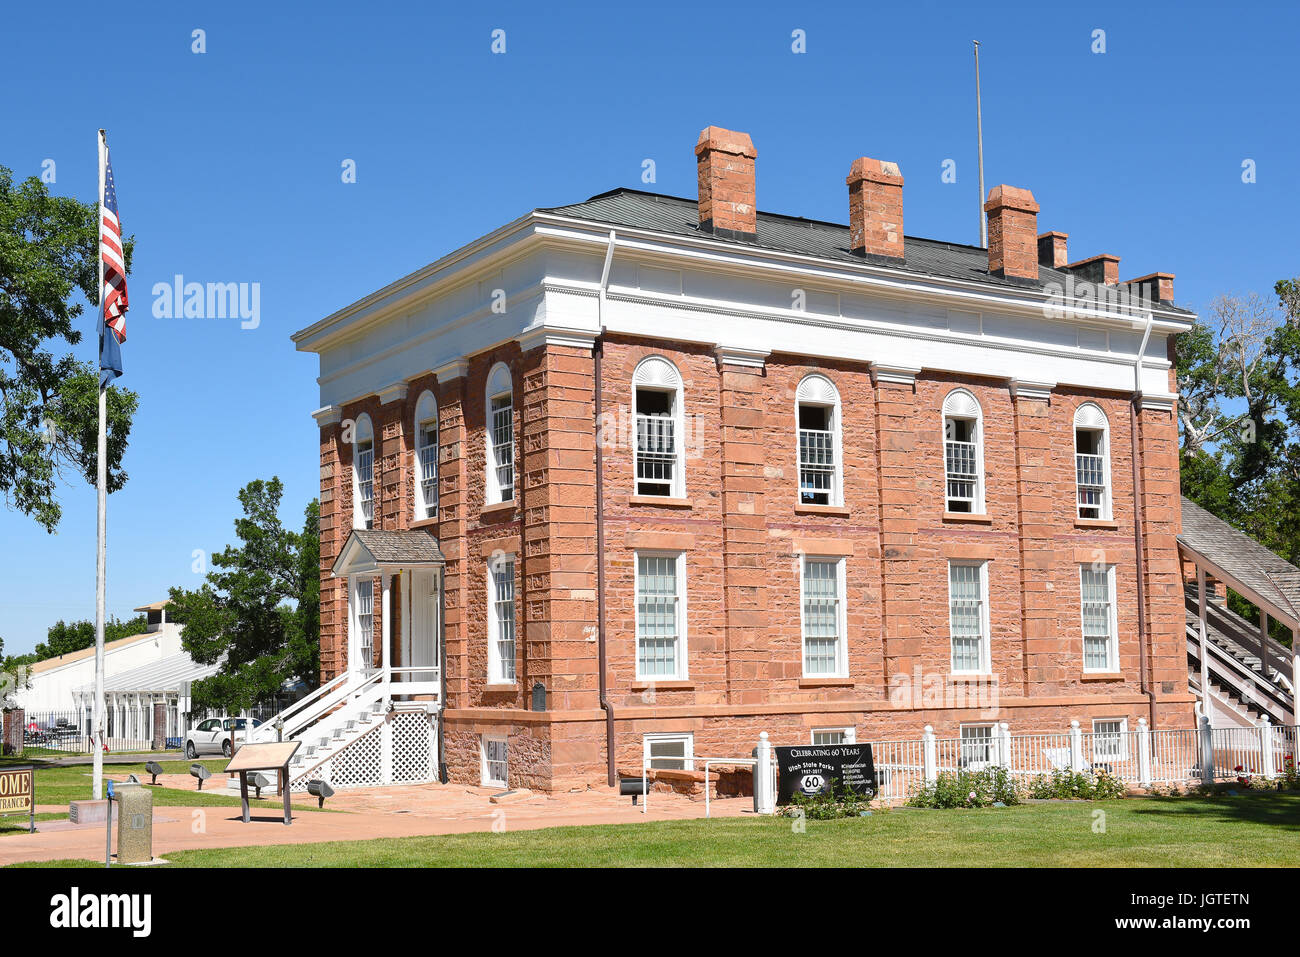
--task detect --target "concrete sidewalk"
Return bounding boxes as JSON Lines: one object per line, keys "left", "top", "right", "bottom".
{"left": 0, "top": 782, "right": 753, "bottom": 866}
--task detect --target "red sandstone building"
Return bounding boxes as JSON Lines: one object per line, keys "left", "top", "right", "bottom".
{"left": 286, "top": 126, "right": 1197, "bottom": 792}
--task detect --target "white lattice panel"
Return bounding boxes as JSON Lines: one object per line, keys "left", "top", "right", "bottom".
{"left": 391, "top": 711, "right": 435, "bottom": 784}
{"left": 328, "top": 724, "right": 383, "bottom": 788}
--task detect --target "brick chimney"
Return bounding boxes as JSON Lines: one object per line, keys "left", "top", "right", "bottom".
{"left": 1068, "top": 254, "right": 1121, "bottom": 286}
{"left": 1037, "top": 231, "right": 1068, "bottom": 269}
{"left": 846, "top": 158, "right": 905, "bottom": 260}
{"left": 984, "top": 185, "right": 1040, "bottom": 280}
{"left": 1124, "top": 272, "right": 1176, "bottom": 304}
{"left": 695, "top": 126, "right": 757, "bottom": 239}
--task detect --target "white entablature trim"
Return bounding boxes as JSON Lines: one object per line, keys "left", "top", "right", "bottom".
{"left": 1008, "top": 379, "right": 1056, "bottom": 402}
{"left": 1138, "top": 392, "right": 1178, "bottom": 413}
{"left": 312, "top": 405, "right": 342, "bottom": 426}
{"left": 516, "top": 324, "right": 599, "bottom": 352}
{"left": 434, "top": 359, "right": 468, "bottom": 383}
{"left": 378, "top": 382, "right": 408, "bottom": 405}
{"left": 870, "top": 363, "right": 920, "bottom": 386}
{"left": 714, "top": 345, "right": 770, "bottom": 369}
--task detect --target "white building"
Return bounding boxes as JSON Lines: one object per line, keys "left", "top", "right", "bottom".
{"left": 12, "top": 601, "right": 215, "bottom": 749}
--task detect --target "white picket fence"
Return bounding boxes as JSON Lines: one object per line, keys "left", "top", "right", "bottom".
{"left": 865, "top": 716, "right": 1297, "bottom": 804}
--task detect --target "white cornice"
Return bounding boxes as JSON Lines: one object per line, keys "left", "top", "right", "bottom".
{"left": 870, "top": 363, "right": 920, "bottom": 386}
{"left": 714, "top": 345, "right": 770, "bottom": 369}
{"left": 292, "top": 210, "right": 1196, "bottom": 357}
{"left": 312, "top": 405, "right": 342, "bottom": 427}
{"left": 1008, "top": 379, "right": 1056, "bottom": 402}
{"left": 378, "top": 382, "right": 408, "bottom": 405}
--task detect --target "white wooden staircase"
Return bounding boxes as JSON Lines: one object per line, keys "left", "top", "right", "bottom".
{"left": 250, "top": 669, "right": 439, "bottom": 791}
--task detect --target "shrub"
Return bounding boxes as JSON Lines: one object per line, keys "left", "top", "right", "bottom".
{"left": 1027, "top": 767, "right": 1126, "bottom": 800}
{"left": 782, "top": 778, "right": 873, "bottom": 820}
{"left": 907, "top": 766, "right": 1021, "bottom": 809}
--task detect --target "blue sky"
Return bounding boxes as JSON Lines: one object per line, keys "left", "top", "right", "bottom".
{"left": 2, "top": 0, "right": 1297, "bottom": 654}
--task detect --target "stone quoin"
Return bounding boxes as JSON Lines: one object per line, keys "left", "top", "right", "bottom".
{"left": 290, "top": 125, "right": 1196, "bottom": 793}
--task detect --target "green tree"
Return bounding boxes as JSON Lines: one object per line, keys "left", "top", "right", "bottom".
{"left": 0, "top": 167, "right": 139, "bottom": 532}
{"left": 32, "top": 614, "right": 148, "bottom": 661}
{"left": 167, "top": 478, "right": 320, "bottom": 714}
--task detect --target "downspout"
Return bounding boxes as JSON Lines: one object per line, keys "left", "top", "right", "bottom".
{"left": 1129, "top": 311, "right": 1159, "bottom": 727}
{"left": 437, "top": 564, "right": 448, "bottom": 782}
{"left": 595, "top": 230, "right": 617, "bottom": 787}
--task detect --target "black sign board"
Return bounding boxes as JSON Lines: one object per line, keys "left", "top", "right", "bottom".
{"left": 775, "top": 744, "right": 875, "bottom": 804}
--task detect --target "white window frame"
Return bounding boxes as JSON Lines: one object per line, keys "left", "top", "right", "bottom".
{"left": 795, "top": 374, "right": 843, "bottom": 507}
{"left": 643, "top": 732, "right": 694, "bottom": 771}
{"left": 485, "top": 363, "right": 514, "bottom": 505}
{"left": 413, "top": 390, "right": 438, "bottom": 521}
{"left": 799, "top": 555, "right": 848, "bottom": 678}
{"left": 631, "top": 356, "right": 686, "bottom": 498}
{"left": 948, "top": 560, "right": 991, "bottom": 675}
{"left": 959, "top": 723, "right": 995, "bottom": 769}
{"left": 487, "top": 555, "right": 517, "bottom": 685}
{"left": 1073, "top": 403, "right": 1112, "bottom": 520}
{"left": 811, "top": 727, "right": 856, "bottom": 746}
{"left": 349, "top": 575, "right": 375, "bottom": 676}
{"left": 351, "top": 413, "right": 375, "bottom": 530}
{"left": 1080, "top": 564, "right": 1119, "bottom": 673}
{"left": 941, "top": 389, "right": 986, "bottom": 513}
{"left": 480, "top": 734, "right": 508, "bottom": 788}
{"left": 1091, "top": 717, "right": 1129, "bottom": 761}
{"left": 634, "top": 550, "right": 688, "bottom": 681}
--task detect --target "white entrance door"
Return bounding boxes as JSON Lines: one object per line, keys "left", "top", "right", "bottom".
{"left": 404, "top": 568, "right": 439, "bottom": 687}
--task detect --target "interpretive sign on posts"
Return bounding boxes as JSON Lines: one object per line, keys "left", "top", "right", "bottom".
{"left": 774, "top": 744, "right": 875, "bottom": 805}
{"left": 0, "top": 765, "right": 35, "bottom": 832}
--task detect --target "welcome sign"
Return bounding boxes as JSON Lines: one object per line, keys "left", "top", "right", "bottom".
{"left": 0, "top": 766, "right": 35, "bottom": 818}
{"left": 775, "top": 744, "right": 875, "bottom": 805}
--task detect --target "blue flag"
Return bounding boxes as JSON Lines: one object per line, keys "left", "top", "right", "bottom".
{"left": 99, "top": 321, "right": 122, "bottom": 387}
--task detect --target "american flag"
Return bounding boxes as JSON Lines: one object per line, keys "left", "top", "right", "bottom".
{"left": 100, "top": 146, "right": 128, "bottom": 343}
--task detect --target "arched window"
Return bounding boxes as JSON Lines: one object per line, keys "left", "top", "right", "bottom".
{"left": 632, "top": 356, "right": 685, "bottom": 498}
{"left": 796, "top": 374, "right": 842, "bottom": 507}
{"left": 352, "top": 413, "right": 374, "bottom": 530}
{"left": 1074, "top": 403, "right": 1111, "bottom": 520}
{"left": 485, "top": 363, "right": 514, "bottom": 504}
{"left": 942, "top": 389, "right": 985, "bottom": 513}
{"left": 413, "top": 391, "right": 438, "bottom": 521}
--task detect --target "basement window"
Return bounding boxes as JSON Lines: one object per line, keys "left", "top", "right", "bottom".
{"left": 643, "top": 733, "right": 693, "bottom": 771}
{"left": 481, "top": 735, "right": 508, "bottom": 788}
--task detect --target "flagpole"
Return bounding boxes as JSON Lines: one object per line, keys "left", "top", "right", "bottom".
{"left": 93, "top": 128, "right": 107, "bottom": 802}
{"left": 974, "top": 40, "right": 987, "bottom": 248}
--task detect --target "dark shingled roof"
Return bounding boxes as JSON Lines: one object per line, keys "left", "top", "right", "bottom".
{"left": 1179, "top": 497, "right": 1300, "bottom": 624}
{"left": 348, "top": 529, "right": 445, "bottom": 565}
{"left": 540, "top": 189, "right": 1194, "bottom": 316}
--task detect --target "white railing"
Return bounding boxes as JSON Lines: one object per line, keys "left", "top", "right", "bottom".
{"left": 251, "top": 669, "right": 385, "bottom": 744}
{"left": 635, "top": 414, "right": 676, "bottom": 494}
{"left": 848, "top": 718, "right": 1299, "bottom": 804}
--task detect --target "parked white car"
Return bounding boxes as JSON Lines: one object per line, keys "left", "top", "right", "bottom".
{"left": 184, "top": 717, "right": 262, "bottom": 758}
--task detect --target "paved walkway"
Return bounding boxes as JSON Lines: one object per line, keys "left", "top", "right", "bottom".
{"left": 0, "top": 776, "right": 752, "bottom": 865}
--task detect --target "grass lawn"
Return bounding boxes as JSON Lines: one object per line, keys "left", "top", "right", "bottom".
{"left": 0, "top": 755, "right": 286, "bottom": 813}
{"left": 14, "top": 791, "right": 1300, "bottom": 867}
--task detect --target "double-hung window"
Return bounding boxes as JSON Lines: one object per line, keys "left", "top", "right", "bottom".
{"left": 796, "top": 374, "right": 842, "bottom": 506}
{"left": 486, "top": 363, "right": 514, "bottom": 504}
{"left": 632, "top": 356, "right": 685, "bottom": 498}
{"left": 1074, "top": 403, "right": 1111, "bottom": 520}
{"left": 1080, "top": 564, "right": 1118, "bottom": 672}
{"left": 414, "top": 391, "right": 438, "bottom": 521}
{"left": 959, "top": 724, "right": 994, "bottom": 769}
{"left": 352, "top": 414, "right": 374, "bottom": 530}
{"left": 635, "top": 552, "right": 685, "bottom": 679}
{"left": 942, "top": 390, "right": 984, "bottom": 513}
{"left": 353, "top": 577, "right": 375, "bottom": 675}
{"left": 948, "top": 561, "right": 990, "bottom": 674}
{"left": 801, "top": 557, "right": 847, "bottom": 677}
{"left": 1092, "top": 718, "right": 1128, "bottom": 761}
{"left": 488, "top": 557, "right": 517, "bottom": 683}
